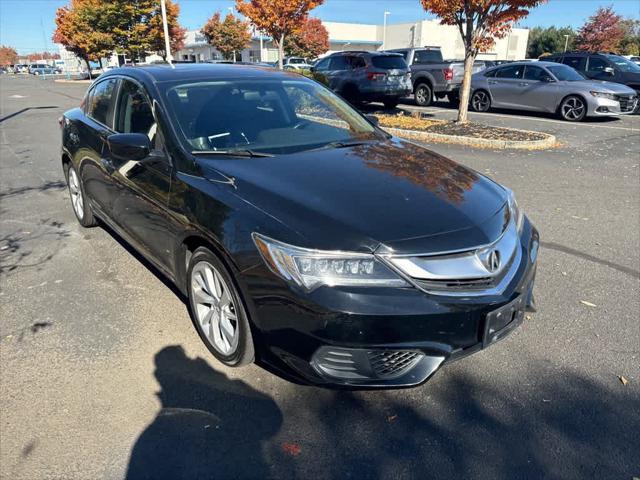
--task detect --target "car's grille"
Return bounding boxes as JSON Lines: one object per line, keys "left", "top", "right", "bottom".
{"left": 368, "top": 350, "right": 422, "bottom": 378}
{"left": 615, "top": 94, "right": 637, "bottom": 112}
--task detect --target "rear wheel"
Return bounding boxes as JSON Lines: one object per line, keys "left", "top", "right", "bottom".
{"left": 414, "top": 83, "right": 433, "bottom": 107}
{"left": 559, "top": 95, "right": 587, "bottom": 121}
{"left": 470, "top": 90, "right": 491, "bottom": 112}
{"left": 65, "top": 164, "right": 97, "bottom": 227}
{"left": 187, "top": 247, "right": 255, "bottom": 367}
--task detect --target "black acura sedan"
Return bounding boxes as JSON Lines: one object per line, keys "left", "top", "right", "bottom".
{"left": 60, "top": 64, "right": 538, "bottom": 388}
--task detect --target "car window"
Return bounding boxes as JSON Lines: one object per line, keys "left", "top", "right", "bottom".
{"left": 547, "top": 64, "right": 585, "bottom": 81}
{"left": 605, "top": 54, "right": 640, "bottom": 73}
{"left": 115, "top": 80, "right": 158, "bottom": 144}
{"left": 314, "top": 57, "right": 330, "bottom": 71}
{"left": 561, "top": 56, "right": 586, "bottom": 70}
{"left": 87, "top": 78, "right": 118, "bottom": 127}
{"left": 413, "top": 50, "right": 442, "bottom": 64}
{"left": 392, "top": 50, "right": 409, "bottom": 61}
{"left": 523, "top": 65, "right": 548, "bottom": 81}
{"left": 329, "top": 56, "right": 349, "bottom": 70}
{"left": 587, "top": 57, "right": 608, "bottom": 73}
{"left": 347, "top": 56, "right": 366, "bottom": 69}
{"left": 484, "top": 68, "right": 498, "bottom": 77}
{"left": 495, "top": 65, "right": 524, "bottom": 79}
{"left": 371, "top": 55, "right": 407, "bottom": 69}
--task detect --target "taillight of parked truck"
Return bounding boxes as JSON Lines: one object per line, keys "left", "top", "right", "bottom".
{"left": 444, "top": 68, "right": 454, "bottom": 81}
{"left": 367, "top": 71, "right": 387, "bottom": 81}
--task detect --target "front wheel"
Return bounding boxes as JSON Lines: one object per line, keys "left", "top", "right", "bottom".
{"left": 65, "top": 164, "right": 97, "bottom": 227}
{"left": 470, "top": 90, "right": 491, "bottom": 112}
{"left": 187, "top": 247, "right": 255, "bottom": 367}
{"left": 559, "top": 95, "right": 587, "bottom": 121}
{"left": 414, "top": 83, "right": 433, "bottom": 107}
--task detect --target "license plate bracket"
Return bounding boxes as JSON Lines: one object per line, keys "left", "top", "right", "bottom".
{"left": 483, "top": 294, "right": 527, "bottom": 347}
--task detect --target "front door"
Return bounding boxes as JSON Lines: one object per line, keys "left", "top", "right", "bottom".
{"left": 109, "top": 79, "right": 177, "bottom": 273}
{"left": 517, "top": 65, "right": 560, "bottom": 112}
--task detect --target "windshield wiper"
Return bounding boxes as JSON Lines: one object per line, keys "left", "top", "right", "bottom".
{"left": 191, "top": 149, "right": 274, "bottom": 158}
{"left": 316, "top": 140, "right": 373, "bottom": 151}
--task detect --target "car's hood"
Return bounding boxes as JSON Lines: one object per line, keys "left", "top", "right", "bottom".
{"left": 197, "top": 139, "right": 508, "bottom": 254}
{"left": 568, "top": 79, "right": 637, "bottom": 94}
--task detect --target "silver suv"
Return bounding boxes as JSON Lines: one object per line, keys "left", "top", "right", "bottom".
{"left": 311, "top": 51, "right": 412, "bottom": 109}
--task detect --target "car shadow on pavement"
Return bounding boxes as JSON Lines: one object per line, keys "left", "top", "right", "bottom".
{"left": 125, "top": 345, "right": 283, "bottom": 480}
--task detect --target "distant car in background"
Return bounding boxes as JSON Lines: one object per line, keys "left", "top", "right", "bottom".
{"left": 471, "top": 61, "right": 638, "bottom": 121}
{"left": 311, "top": 51, "right": 412, "bottom": 109}
{"left": 29, "top": 64, "right": 61, "bottom": 75}
{"left": 14, "top": 64, "right": 29, "bottom": 73}
{"left": 623, "top": 55, "right": 640, "bottom": 66}
{"left": 282, "top": 57, "right": 313, "bottom": 70}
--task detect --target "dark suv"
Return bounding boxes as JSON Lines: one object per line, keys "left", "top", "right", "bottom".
{"left": 545, "top": 52, "right": 640, "bottom": 106}
{"left": 311, "top": 51, "right": 412, "bottom": 109}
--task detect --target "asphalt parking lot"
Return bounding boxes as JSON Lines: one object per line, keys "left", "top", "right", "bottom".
{"left": 1, "top": 75, "right": 638, "bottom": 480}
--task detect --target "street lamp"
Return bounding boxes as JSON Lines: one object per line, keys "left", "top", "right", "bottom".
{"left": 382, "top": 11, "right": 390, "bottom": 50}
{"left": 563, "top": 34, "right": 570, "bottom": 52}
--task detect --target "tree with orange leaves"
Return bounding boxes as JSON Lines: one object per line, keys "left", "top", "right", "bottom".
{"left": 202, "top": 13, "right": 251, "bottom": 61}
{"left": 575, "top": 6, "right": 624, "bottom": 53}
{"left": 284, "top": 17, "right": 329, "bottom": 60}
{"left": 236, "top": 0, "right": 324, "bottom": 69}
{"left": 147, "top": 0, "right": 187, "bottom": 60}
{"left": 420, "top": 0, "right": 545, "bottom": 123}
{"left": 0, "top": 46, "right": 18, "bottom": 66}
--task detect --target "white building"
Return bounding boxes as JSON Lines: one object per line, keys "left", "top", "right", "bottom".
{"left": 173, "top": 19, "right": 529, "bottom": 63}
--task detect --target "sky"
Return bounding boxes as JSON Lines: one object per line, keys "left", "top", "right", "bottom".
{"left": 1, "top": 0, "right": 639, "bottom": 55}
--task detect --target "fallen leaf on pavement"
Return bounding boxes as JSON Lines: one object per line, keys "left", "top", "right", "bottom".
{"left": 281, "top": 442, "right": 301, "bottom": 456}
{"left": 580, "top": 300, "right": 597, "bottom": 308}
{"left": 618, "top": 375, "right": 628, "bottom": 386}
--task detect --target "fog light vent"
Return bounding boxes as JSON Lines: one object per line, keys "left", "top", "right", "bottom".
{"left": 368, "top": 350, "right": 422, "bottom": 378}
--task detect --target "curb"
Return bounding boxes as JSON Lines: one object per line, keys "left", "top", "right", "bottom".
{"left": 382, "top": 126, "right": 557, "bottom": 150}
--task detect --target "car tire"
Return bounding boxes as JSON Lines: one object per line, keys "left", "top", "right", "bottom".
{"left": 470, "top": 90, "right": 491, "bottom": 112}
{"left": 383, "top": 99, "right": 399, "bottom": 109}
{"left": 414, "top": 82, "right": 433, "bottom": 107}
{"left": 559, "top": 95, "right": 587, "bottom": 122}
{"left": 64, "top": 163, "right": 97, "bottom": 227}
{"left": 187, "top": 247, "right": 255, "bottom": 367}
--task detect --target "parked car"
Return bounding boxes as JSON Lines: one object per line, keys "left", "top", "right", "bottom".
{"left": 60, "top": 64, "right": 538, "bottom": 388}
{"left": 311, "top": 51, "right": 412, "bottom": 109}
{"left": 470, "top": 61, "right": 638, "bottom": 121}
{"left": 544, "top": 52, "right": 640, "bottom": 107}
{"left": 14, "top": 64, "right": 29, "bottom": 73}
{"left": 282, "top": 57, "right": 313, "bottom": 70}
{"left": 623, "top": 55, "right": 640, "bottom": 66}
{"left": 29, "top": 64, "right": 61, "bottom": 75}
{"left": 384, "top": 47, "right": 485, "bottom": 106}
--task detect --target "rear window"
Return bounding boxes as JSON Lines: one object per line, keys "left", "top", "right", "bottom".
{"left": 413, "top": 49, "right": 443, "bottom": 64}
{"left": 371, "top": 55, "right": 407, "bottom": 70}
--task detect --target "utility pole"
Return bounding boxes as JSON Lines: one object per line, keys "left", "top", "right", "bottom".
{"left": 563, "top": 34, "right": 570, "bottom": 52}
{"left": 160, "top": 0, "right": 173, "bottom": 65}
{"left": 382, "top": 11, "right": 390, "bottom": 50}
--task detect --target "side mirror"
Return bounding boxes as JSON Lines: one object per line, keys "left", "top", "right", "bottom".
{"left": 365, "top": 114, "right": 379, "bottom": 125}
{"left": 603, "top": 66, "right": 614, "bottom": 75}
{"left": 541, "top": 75, "right": 555, "bottom": 82}
{"left": 107, "top": 133, "right": 151, "bottom": 161}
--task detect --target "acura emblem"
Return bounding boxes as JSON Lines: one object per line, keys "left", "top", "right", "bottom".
{"left": 487, "top": 250, "right": 501, "bottom": 273}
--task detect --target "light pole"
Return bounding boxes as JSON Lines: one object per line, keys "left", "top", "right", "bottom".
{"left": 382, "top": 11, "right": 390, "bottom": 50}
{"left": 160, "top": 0, "right": 173, "bottom": 65}
{"left": 563, "top": 34, "right": 570, "bottom": 52}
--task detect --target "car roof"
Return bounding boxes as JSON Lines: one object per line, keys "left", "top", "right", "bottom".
{"left": 98, "top": 63, "right": 293, "bottom": 84}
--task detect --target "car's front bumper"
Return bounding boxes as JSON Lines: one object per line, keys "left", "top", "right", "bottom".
{"left": 240, "top": 219, "right": 539, "bottom": 389}
{"left": 589, "top": 95, "right": 638, "bottom": 116}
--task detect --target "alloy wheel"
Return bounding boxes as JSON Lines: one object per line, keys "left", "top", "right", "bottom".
{"left": 472, "top": 91, "right": 490, "bottom": 111}
{"left": 191, "top": 261, "right": 239, "bottom": 356}
{"left": 561, "top": 97, "right": 585, "bottom": 121}
{"left": 415, "top": 84, "right": 432, "bottom": 106}
{"left": 68, "top": 168, "right": 84, "bottom": 220}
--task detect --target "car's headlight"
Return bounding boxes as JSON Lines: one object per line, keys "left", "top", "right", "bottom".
{"left": 590, "top": 91, "right": 616, "bottom": 100}
{"left": 252, "top": 233, "right": 408, "bottom": 291}
{"left": 505, "top": 188, "right": 525, "bottom": 234}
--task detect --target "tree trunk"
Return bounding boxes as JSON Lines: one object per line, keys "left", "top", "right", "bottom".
{"left": 84, "top": 58, "right": 92, "bottom": 80}
{"left": 456, "top": 52, "right": 476, "bottom": 123}
{"left": 277, "top": 34, "right": 285, "bottom": 70}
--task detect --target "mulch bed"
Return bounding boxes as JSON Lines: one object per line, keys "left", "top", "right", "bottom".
{"left": 376, "top": 112, "right": 548, "bottom": 142}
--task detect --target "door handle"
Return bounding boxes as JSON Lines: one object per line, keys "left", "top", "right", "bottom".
{"left": 519, "top": 82, "right": 529, "bottom": 86}
{"left": 100, "top": 157, "right": 115, "bottom": 174}
{"left": 488, "top": 80, "right": 498, "bottom": 85}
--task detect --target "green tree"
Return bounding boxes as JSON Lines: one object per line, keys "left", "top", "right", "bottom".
{"left": 619, "top": 18, "right": 640, "bottom": 56}
{"left": 201, "top": 13, "right": 251, "bottom": 60}
{"left": 526, "top": 26, "right": 575, "bottom": 58}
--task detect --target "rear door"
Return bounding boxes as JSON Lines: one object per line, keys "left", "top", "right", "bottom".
{"left": 78, "top": 77, "right": 119, "bottom": 217}
{"left": 561, "top": 55, "right": 587, "bottom": 74}
{"left": 487, "top": 64, "right": 525, "bottom": 107}
{"left": 109, "top": 78, "right": 177, "bottom": 272}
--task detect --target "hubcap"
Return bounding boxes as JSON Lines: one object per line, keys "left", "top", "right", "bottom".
{"left": 191, "top": 261, "right": 239, "bottom": 356}
{"left": 68, "top": 168, "right": 84, "bottom": 219}
{"left": 473, "top": 92, "right": 489, "bottom": 111}
{"left": 562, "top": 98, "right": 585, "bottom": 119}
{"left": 416, "top": 86, "right": 429, "bottom": 104}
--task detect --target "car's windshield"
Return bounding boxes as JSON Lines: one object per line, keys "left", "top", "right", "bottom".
{"left": 605, "top": 54, "right": 640, "bottom": 73}
{"left": 163, "top": 78, "right": 384, "bottom": 155}
{"left": 546, "top": 64, "right": 585, "bottom": 81}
